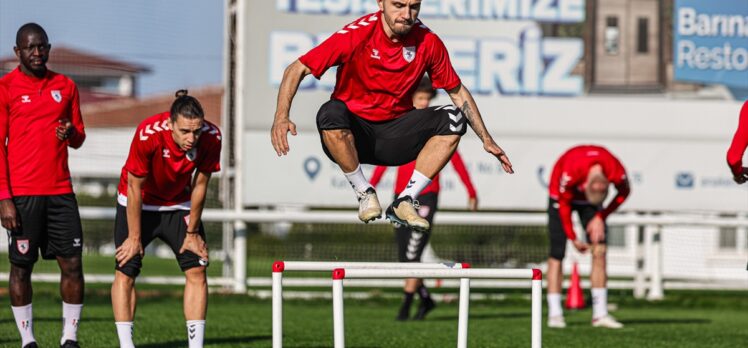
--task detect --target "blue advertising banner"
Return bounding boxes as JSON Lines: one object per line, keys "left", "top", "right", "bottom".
{"left": 673, "top": 0, "right": 748, "bottom": 89}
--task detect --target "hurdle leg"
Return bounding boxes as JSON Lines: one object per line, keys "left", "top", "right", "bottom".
{"left": 457, "top": 277, "right": 470, "bottom": 348}
{"left": 333, "top": 269, "right": 346, "bottom": 348}
{"left": 272, "top": 271, "right": 283, "bottom": 348}
{"left": 531, "top": 270, "right": 542, "bottom": 348}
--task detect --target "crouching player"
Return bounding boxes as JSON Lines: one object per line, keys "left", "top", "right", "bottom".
{"left": 111, "top": 90, "right": 221, "bottom": 348}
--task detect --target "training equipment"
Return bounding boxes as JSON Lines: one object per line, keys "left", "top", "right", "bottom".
{"left": 272, "top": 261, "right": 467, "bottom": 348}
{"left": 565, "top": 262, "right": 585, "bottom": 310}
{"left": 331, "top": 267, "right": 542, "bottom": 348}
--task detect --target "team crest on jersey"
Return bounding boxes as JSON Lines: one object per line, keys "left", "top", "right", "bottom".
{"left": 51, "top": 90, "right": 62, "bottom": 103}
{"left": 402, "top": 46, "right": 416, "bottom": 63}
{"left": 17, "top": 239, "right": 29, "bottom": 254}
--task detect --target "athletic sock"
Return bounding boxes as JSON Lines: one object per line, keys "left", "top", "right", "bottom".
{"left": 115, "top": 321, "right": 135, "bottom": 348}
{"left": 61, "top": 302, "right": 83, "bottom": 344}
{"left": 417, "top": 284, "right": 431, "bottom": 300}
{"left": 591, "top": 288, "right": 608, "bottom": 319}
{"left": 187, "top": 320, "right": 206, "bottom": 348}
{"left": 398, "top": 170, "right": 431, "bottom": 200}
{"left": 397, "top": 292, "right": 415, "bottom": 320}
{"left": 344, "top": 165, "right": 373, "bottom": 195}
{"left": 11, "top": 303, "right": 35, "bottom": 346}
{"left": 547, "top": 293, "right": 563, "bottom": 318}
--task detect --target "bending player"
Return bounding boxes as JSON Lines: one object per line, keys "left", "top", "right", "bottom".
{"left": 546, "top": 145, "right": 630, "bottom": 329}
{"left": 270, "top": 0, "right": 512, "bottom": 231}
{"left": 111, "top": 90, "right": 221, "bottom": 348}
{"left": 370, "top": 78, "right": 478, "bottom": 320}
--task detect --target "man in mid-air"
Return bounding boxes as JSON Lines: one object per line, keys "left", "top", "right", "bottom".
{"left": 270, "top": 0, "right": 513, "bottom": 230}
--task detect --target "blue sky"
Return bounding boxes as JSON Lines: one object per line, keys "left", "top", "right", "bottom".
{"left": 0, "top": 0, "right": 224, "bottom": 97}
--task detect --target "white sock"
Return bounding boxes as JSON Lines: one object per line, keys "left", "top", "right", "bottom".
{"left": 12, "top": 304, "right": 35, "bottom": 346}
{"left": 547, "top": 293, "right": 563, "bottom": 318}
{"left": 343, "top": 165, "right": 373, "bottom": 195}
{"left": 115, "top": 321, "right": 135, "bottom": 348}
{"left": 187, "top": 320, "right": 206, "bottom": 348}
{"left": 592, "top": 288, "right": 608, "bottom": 319}
{"left": 398, "top": 170, "right": 431, "bottom": 200}
{"left": 61, "top": 302, "right": 83, "bottom": 344}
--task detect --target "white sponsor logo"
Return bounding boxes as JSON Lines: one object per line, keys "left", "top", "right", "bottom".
{"left": 403, "top": 46, "right": 416, "bottom": 62}
{"left": 21, "top": 95, "right": 31, "bottom": 103}
{"left": 51, "top": 90, "right": 62, "bottom": 103}
{"left": 371, "top": 48, "right": 380, "bottom": 60}
{"left": 73, "top": 238, "right": 81, "bottom": 247}
{"left": 162, "top": 149, "right": 170, "bottom": 158}
{"left": 17, "top": 239, "right": 29, "bottom": 254}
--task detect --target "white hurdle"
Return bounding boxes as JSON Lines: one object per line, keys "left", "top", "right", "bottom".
{"left": 331, "top": 268, "right": 543, "bottom": 348}
{"left": 272, "top": 261, "right": 468, "bottom": 348}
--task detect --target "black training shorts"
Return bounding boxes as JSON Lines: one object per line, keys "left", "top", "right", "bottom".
{"left": 316, "top": 99, "right": 468, "bottom": 166}
{"left": 396, "top": 192, "right": 438, "bottom": 262}
{"left": 113, "top": 204, "right": 207, "bottom": 278}
{"left": 547, "top": 198, "right": 607, "bottom": 260}
{"left": 7, "top": 194, "right": 83, "bottom": 266}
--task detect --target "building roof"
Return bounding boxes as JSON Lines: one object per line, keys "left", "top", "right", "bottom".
{"left": 82, "top": 86, "right": 223, "bottom": 128}
{"left": 0, "top": 46, "right": 150, "bottom": 75}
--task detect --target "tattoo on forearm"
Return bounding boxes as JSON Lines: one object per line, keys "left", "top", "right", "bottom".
{"left": 460, "top": 101, "right": 487, "bottom": 142}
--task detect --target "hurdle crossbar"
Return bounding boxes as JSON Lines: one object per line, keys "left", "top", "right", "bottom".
{"left": 331, "top": 268, "right": 543, "bottom": 348}
{"left": 272, "top": 261, "right": 468, "bottom": 348}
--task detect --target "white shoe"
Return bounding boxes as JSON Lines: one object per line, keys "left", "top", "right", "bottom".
{"left": 547, "top": 316, "right": 566, "bottom": 328}
{"left": 385, "top": 195, "right": 429, "bottom": 231}
{"left": 592, "top": 314, "right": 624, "bottom": 329}
{"left": 357, "top": 188, "right": 382, "bottom": 223}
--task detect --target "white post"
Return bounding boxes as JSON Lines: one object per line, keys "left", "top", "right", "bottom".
{"left": 231, "top": 0, "right": 247, "bottom": 294}
{"left": 457, "top": 278, "right": 470, "bottom": 348}
{"left": 531, "top": 269, "right": 542, "bottom": 348}
{"left": 233, "top": 221, "right": 247, "bottom": 293}
{"left": 332, "top": 269, "right": 346, "bottom": 348}
{"left": 631, "top": 213, "right": 646, "bottom": 299}
{"left": 647, "top": 225, "right": 664, "bottom": 300}
{"left": 272, "top": 262, "right": 284, "bottom": 348}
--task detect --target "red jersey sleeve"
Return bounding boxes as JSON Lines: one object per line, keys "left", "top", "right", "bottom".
{"left": 124, "top": 129, "right": 156, "bottom": 178}
{"left": 599, "top": 156, "right": 630, "bottom": 219}
{"left": 426, "top": 33, "right": 461, "bottom": 91}
{"left": 299, "top": 13, "right": 379, "bottom": 79}
{"left": 369, "top": 165, "right": 387, "bottom": 188}
{"left": 0, "top": 82, "right": 10, "bottom": 200}
{"left": 727, "top": 101, "right": 748, "bottom": 177}
{"left": 197, "top": 125, "right": 222, "bottom": 174}
{"left": 450, "top": 151, "right": 477, "bottom": 198}
{"left": 66, "top": 83, "right": 86, "bottom": 149}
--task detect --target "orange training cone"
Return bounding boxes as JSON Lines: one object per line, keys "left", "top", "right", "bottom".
{"left": 565, "top": 262, "right": 585, "bottom": 309}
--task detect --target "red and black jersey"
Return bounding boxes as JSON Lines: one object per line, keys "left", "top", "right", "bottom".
{"left": 117, "top": 112, "right": 221, "bottom": 210}
{"left": 727, "top": 100, "right": 748, "bottom": 177}
{"left": 549, "top": 145, "right": 630, "bottom": 240}
{"left": 299, "top": 12, "right": 461, "bottom": 122}
{"left": 0, "top": 67, "right": 86, "bottom": 200}
{"left": 370, "top": 151, "right": 477, "bottom": 198}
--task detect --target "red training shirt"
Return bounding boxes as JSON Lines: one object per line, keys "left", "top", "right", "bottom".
{"left": 370, "top": 151, "right": 477, "bottom": 198}
{"left": 548, "top": 145, "right": 630, "bottom": 240}
{"left": 299, "top": 12, "right": 461, "bottom": 121}
{"left": 117, "top": 112, "right": 221, "bottom": 210}
{"left": 0, "top": 67, "right": 86, "bottom": 200}
{"left": 726, "top": 100, "right": 748, "bottom": 177}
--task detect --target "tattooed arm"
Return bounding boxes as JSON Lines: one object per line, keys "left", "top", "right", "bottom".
{"left": 447, "top": 83, "right": 514, "bottom": 174}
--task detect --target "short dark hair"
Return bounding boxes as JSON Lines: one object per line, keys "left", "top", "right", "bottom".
{"left": 16, "top": 23, "right": 48, "bottom": 47}
{"left": 415, "top": 76, "right": 436, "bottom": 99}
{"left": 170, "top": 89, "right": 205, "bottom": 121}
